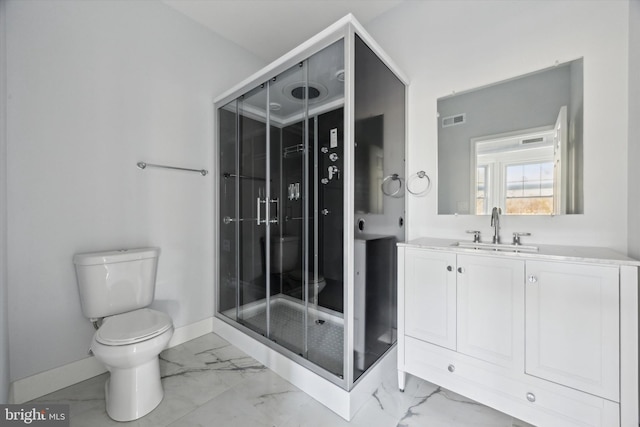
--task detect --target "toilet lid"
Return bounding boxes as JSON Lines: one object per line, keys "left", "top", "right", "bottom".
{"left": 96, "top": 308, "right": 172, "bottom": 346}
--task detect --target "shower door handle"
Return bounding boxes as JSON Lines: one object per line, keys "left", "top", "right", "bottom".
{"left": 256, "top": 197, "right": 261, "bottom": 225}
{"left": 256, "top": 197, "right": 277, "bottom": 225}
{"left": 269, "top": 198, "right": 279, "bottom": 224}
{"left": 256, "top": 197, "right": 267, "bottom": 225}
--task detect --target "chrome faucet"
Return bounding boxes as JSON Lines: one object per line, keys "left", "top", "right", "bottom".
{"left": 491, "top": 207, "right": 502, "bottom": 243}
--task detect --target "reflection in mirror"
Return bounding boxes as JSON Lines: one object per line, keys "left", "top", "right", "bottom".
{"left": 355, "top": 115, "right": 384, "bottom": 214}
{"left": 437, "top": 58, "right": 583, "bottom": 215}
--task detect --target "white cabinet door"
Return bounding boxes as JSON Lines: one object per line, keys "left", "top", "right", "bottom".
{"left": 404, "top": 248, "right": 456, "bottom": 350}
{"left": 457, "top": 254, "right": 524, "bottom": 369}
{"left": 525, "top": 260, "right": 619, "bottom": 401}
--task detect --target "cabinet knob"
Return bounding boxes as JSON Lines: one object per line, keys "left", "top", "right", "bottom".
{"left": 526, "top": 392, "right": 536, "bottom": 403}
{"left": 457, "top": 267, "right": 464, "bottom": 274}
{"left": 447, "top": 364, "right": 455, "bottom": 373}
{"left": 528, "top": 275, "right": 537, "bottom": 284}
{"left": 447, "top": 265, "right": 453, "bottom": 272}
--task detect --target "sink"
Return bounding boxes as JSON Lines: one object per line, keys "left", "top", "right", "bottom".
{"left": 452, "top": 241, "right": 539, "bottom": 253}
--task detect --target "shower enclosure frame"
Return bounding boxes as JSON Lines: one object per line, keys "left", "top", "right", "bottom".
{"left": 212, "top": 14, "right": 408, "bottom": 416}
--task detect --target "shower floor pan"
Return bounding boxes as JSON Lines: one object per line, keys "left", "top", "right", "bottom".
{"left": 230, "top": 295, "right": 344, "bottom": 376}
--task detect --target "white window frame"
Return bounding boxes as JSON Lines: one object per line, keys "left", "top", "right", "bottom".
{"left": 470, "top": 126, "right": 554, "bottom": 214}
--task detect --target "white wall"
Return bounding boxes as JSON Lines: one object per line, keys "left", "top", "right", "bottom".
{"left": 5, "top": 0, "right": 264, "bottom": 382}
{"left": 367, "top": 0, "right": 631, "bottom": 252}
{"left": 628, "top": 0, "right": 640, "bottom": 259}
{"left": 0, "top": 0, "right": 10, "bottom": 404}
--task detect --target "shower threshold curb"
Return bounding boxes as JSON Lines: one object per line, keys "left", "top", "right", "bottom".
{"left": 212, "top": 314, "right": 396, "bottom": 421}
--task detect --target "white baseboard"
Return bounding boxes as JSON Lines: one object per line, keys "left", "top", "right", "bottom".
{"left": 9, "top": 355, "right": 107, "bottom": 405}
{"left": 167, "top": 316, "right": 213, "bottom": 348}
{"left": 9, "top": 317, "right": 214, "bottom": 404}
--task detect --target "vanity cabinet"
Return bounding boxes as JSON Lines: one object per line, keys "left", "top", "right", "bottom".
{"left": 525, "top": 260, "right": 619, "bottom": 401}
{"left": 457, "top": 254, "right": 524, "bottom": 370}
{"left": 404, "top": 248, "right": 524, "bottom": 368}
{"left": 398, "top": 241, "right": 639, "bottom": 427}
{"left": 404, "top": 249, "right": 456, "bottom": 350}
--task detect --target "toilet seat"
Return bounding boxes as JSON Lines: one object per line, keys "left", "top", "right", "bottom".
{"left": 288, "top": 270, "right": 325, "bottom": 284}
{"left": 96, "top": 308, "right": 172, "bottom": 346}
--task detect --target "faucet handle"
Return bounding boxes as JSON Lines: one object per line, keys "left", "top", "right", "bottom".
{"left": 466, "top": 230, "right": 481, "bottom": 243}
{"left": 512, "top": 232, "right": 531, "bottom": 246}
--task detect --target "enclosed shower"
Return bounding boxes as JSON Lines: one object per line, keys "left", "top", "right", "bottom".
{"left": 214, "top": 16, "right": 406, "bottom": 417}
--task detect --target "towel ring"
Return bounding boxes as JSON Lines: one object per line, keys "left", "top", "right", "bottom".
{"left": 381, "top": 174, "right": 404, "bottom": 198}
{"left": 406, "top": 171, "right": 432, "bottom": 196}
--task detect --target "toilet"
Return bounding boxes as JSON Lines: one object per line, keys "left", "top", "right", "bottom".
{"left": 73, "top": 247, "right": 174, "bottom": 422}
{"left": 271, "top": 235, "right": 326, "bottom": 297}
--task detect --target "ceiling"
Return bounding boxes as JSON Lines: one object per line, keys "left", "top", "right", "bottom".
{"left": 162, "top": 0, "right": 404, "bottom": 63}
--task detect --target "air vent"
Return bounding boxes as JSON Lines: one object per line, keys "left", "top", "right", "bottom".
{"left": 442, "top": 113, "right": 466, "bottom": 128}
{"left": 521, "top": 137, "right": 545, "bottom": 144}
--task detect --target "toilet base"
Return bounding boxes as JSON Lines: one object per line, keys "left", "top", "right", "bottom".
{"left": 104, "top": 357, "right": 164, "bottom": 422}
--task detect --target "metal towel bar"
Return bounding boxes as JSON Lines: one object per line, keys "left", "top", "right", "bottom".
{"left": 137, "top": 161, "right": 208, "bottom": 176}
{"left": 223, "top": 172, "right": 267, "bottom": 181}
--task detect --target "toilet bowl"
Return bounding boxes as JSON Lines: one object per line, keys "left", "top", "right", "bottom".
{"left": 90, "top": 308, "right": 173, "bottom": 422}
{"left": 271, "top": 235, "right": 327, "bottom": 299}
{"left": 73, "top": 248, "right": 174, "bottom": 422}
{"left": 286, "top": 270, "right": 327, "bottom": 296}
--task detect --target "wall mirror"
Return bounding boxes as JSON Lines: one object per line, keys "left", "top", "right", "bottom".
{"left": 437, "top": 58, "right": 584, "bottom": 215}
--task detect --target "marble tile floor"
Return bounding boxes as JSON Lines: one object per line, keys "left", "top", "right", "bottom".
{"left": 33, "top": 333, "right": 534, "bottom": 427}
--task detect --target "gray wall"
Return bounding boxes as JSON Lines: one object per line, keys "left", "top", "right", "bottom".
{"left": 569, "top": 60, "right": 584, "bottom": 214}
{"left": 0, "top": 0, "right": 9, "bottom": 404}
{"left": 629, "top": 0, "right": 640, "bottom": 259}
{"left": 5, "top": 0, "right": 263, "bottom": 382}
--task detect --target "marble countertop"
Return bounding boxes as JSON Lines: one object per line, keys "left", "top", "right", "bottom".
{"left": 399, "top": 237, "right": 640, "bottom": 267}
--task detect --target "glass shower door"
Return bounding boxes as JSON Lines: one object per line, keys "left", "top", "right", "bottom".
{"left": 218, "top": 83, "right": 272, "bottom": 336}
{"left": 218, "top": 63, "right": 309, "bottom": 353}
{"left": 217, "top": 39, "right": 347, "bottom": 380}
{"left": 262, "top": 62, "right": 309, "bottom": 358}
{"left": 236, "top": 84, "right": 271, "bottom": 336}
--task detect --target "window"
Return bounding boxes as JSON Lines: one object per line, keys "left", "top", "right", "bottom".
{"left": 476, "top": 165, "right": 488, "bottom": 215}
{"left": 473, "top": 128, "right": 555, "bottom": 215}
{"left": 504, "top": 162, "right": 553, "bottom": 214}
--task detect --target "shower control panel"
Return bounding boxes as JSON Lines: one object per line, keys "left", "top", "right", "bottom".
{"left": 328, "top": 165, "right": 340, "bottom": 181}
{"left": 330, "top": 128, "right": 338, "bottom": 148}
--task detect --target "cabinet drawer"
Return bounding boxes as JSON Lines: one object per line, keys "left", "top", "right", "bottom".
{"left": 405, "top": 337, "right": 619, "bottom": 427}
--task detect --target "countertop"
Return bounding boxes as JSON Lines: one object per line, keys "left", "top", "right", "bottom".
{"left": 399, "top": 237, "right": 640, "bottom": 267}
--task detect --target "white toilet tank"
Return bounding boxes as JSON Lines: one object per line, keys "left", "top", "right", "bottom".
{"left": 73, "top": 247, "right": 160, "bottom": 319}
